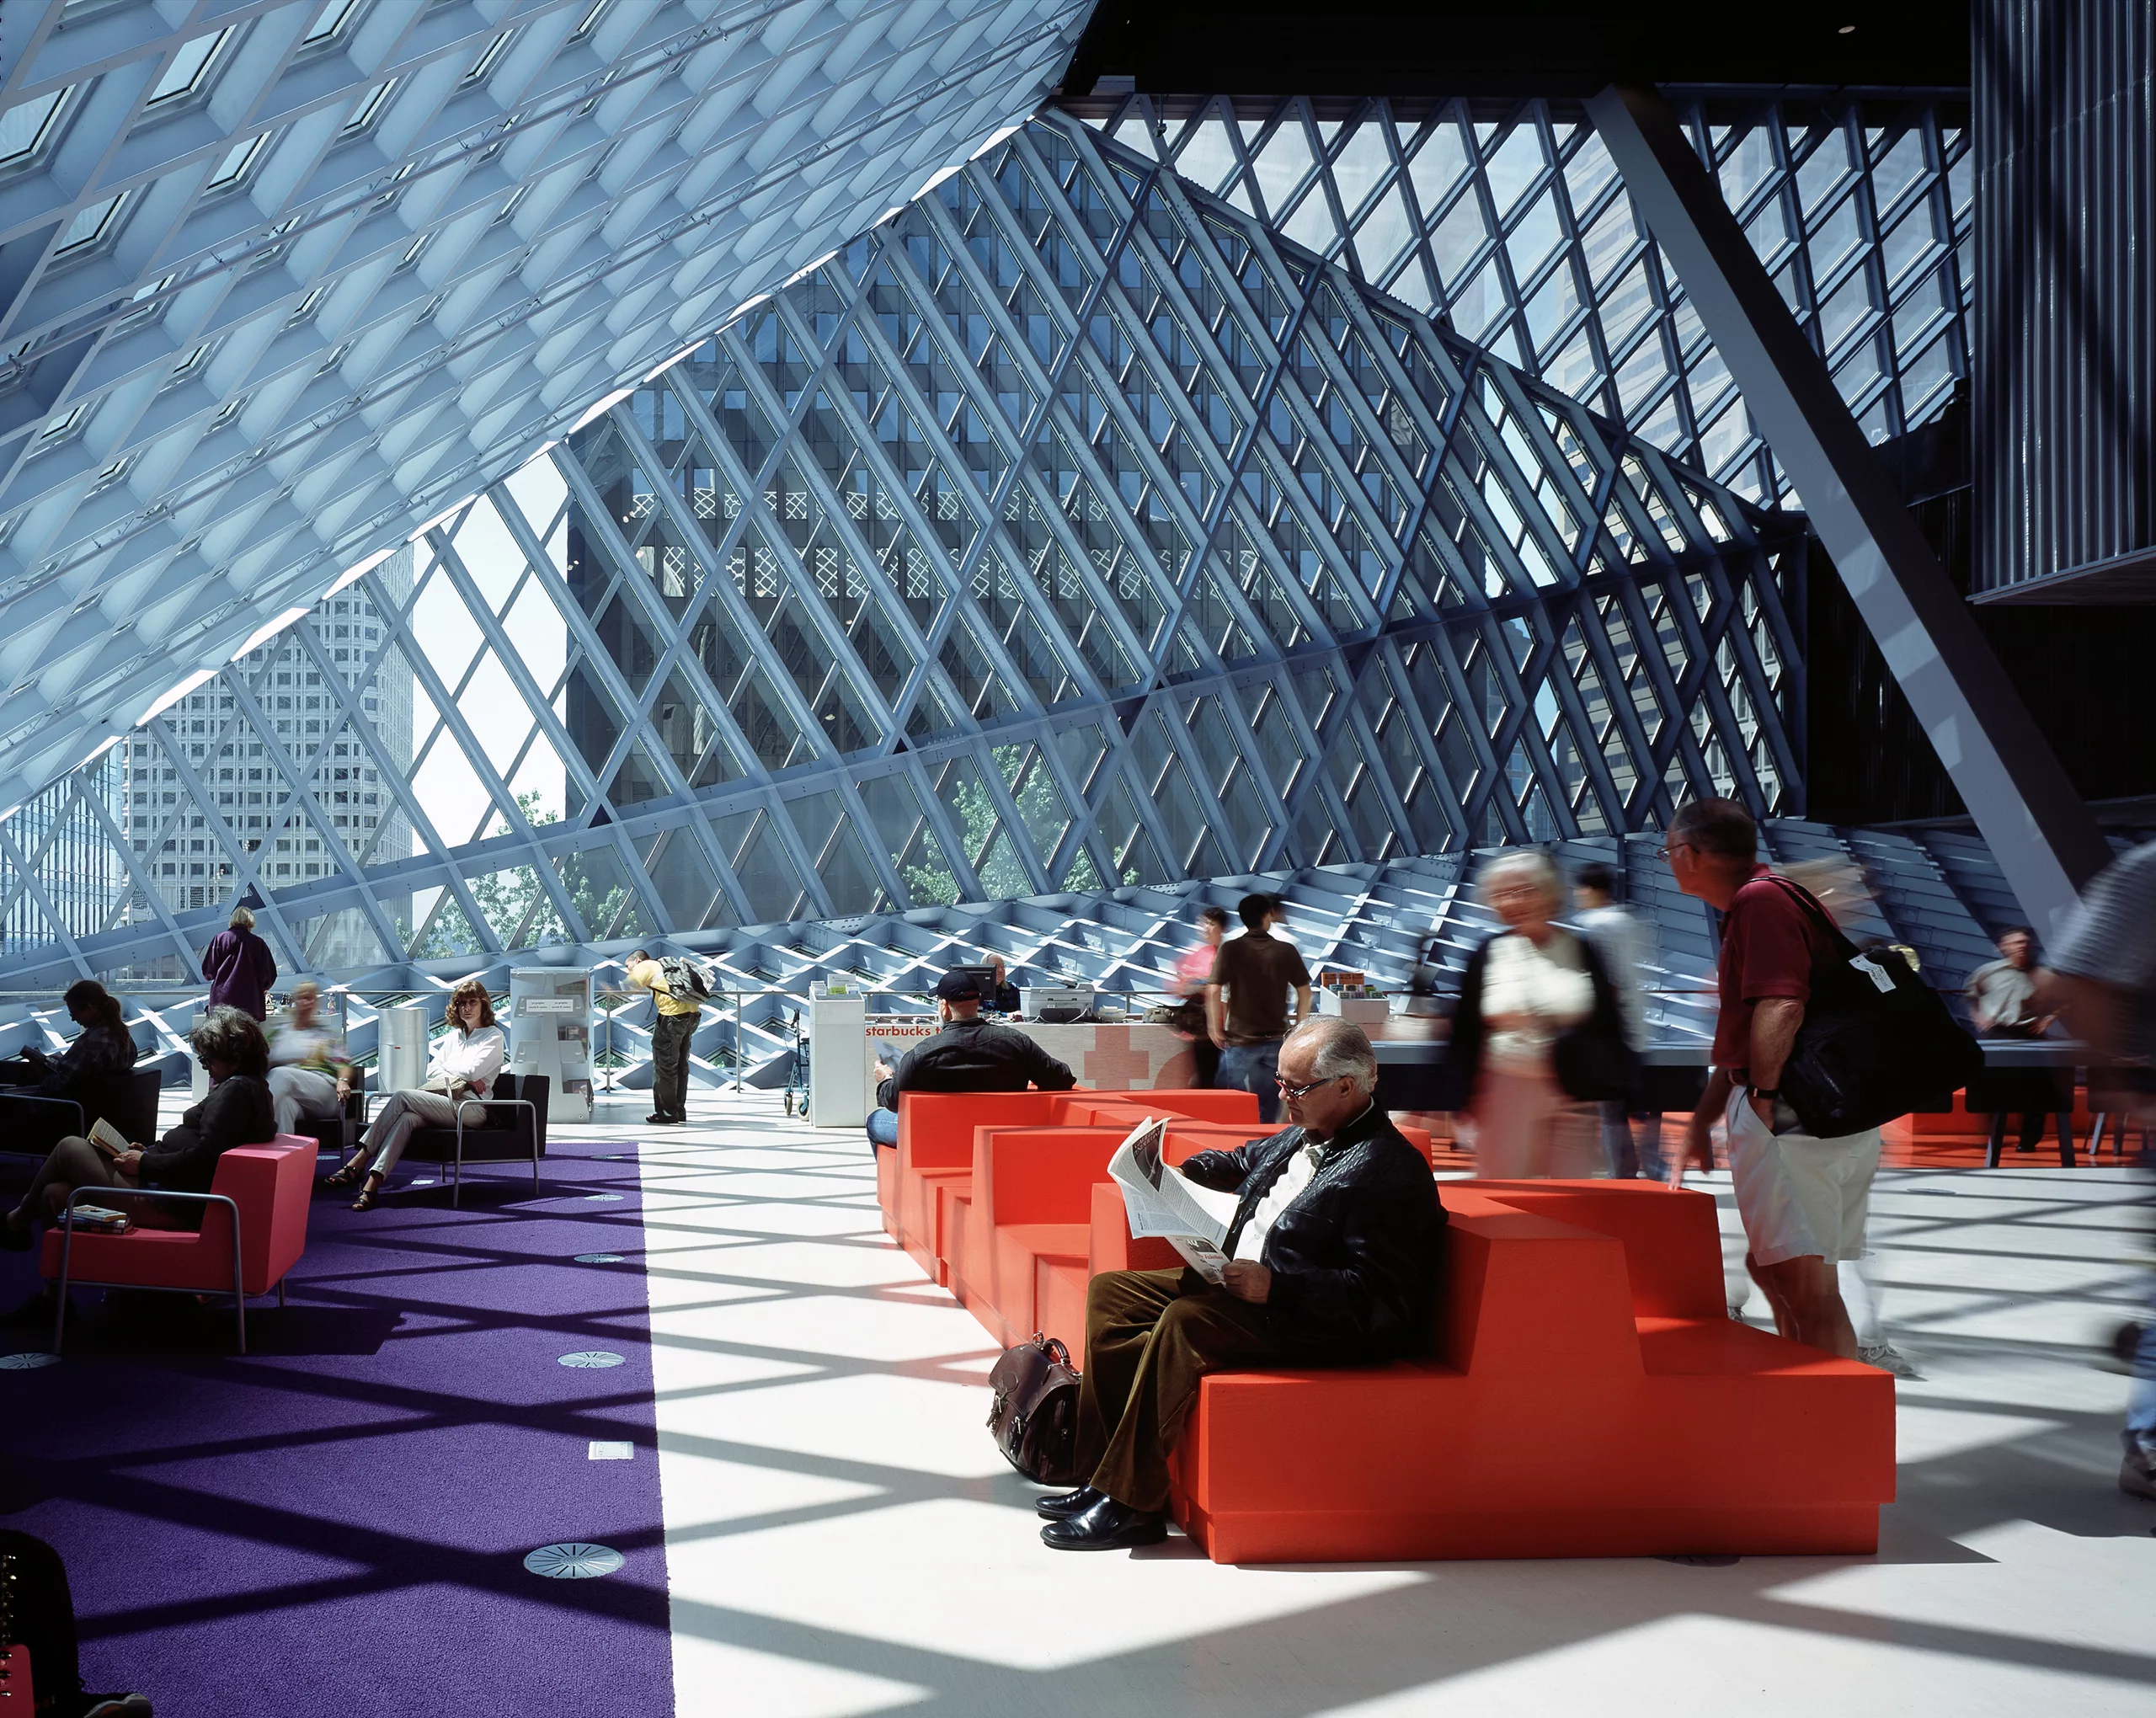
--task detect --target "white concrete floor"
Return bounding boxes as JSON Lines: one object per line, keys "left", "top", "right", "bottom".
{"left": 558, "top": 1087, "right": 2156, "bottom": 1718}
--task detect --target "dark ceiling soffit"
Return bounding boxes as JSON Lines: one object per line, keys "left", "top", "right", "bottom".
{"left": 1968, "top": 544, "right": 2156, "bottom": 606}
{"left": 1052, "top": 89, "right": 1975, "bottom": 127}
{"left": 1059, "top": 3, "right": 1972, "bottom": 100}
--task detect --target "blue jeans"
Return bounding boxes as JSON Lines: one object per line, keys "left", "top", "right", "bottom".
{"left": 1599, "top": 1104, "right": 1667, "bottom": 1180}
{"left": 866, "top": 1107, "right": 898, "bottom": 1151}
{"left": 1217, "top": 1040, "right": 1282, "bottom": 1125}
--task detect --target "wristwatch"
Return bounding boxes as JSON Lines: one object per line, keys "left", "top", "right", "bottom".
{"left": 1749, "top": 1086, "right": 1781, "bottom": 1102}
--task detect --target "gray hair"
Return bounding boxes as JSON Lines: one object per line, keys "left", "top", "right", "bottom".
{"left": 189, "top": 1004, "right": 269, "bottom": 1078}
{"left": 1476, "top": 849, "right": 1564, "bottom": 912}
{"left": 1283, "top": 1015, "right": 1379, "bottom": 1095}
{"left": 229, "top": 904, "right": 257, "bottom": 931}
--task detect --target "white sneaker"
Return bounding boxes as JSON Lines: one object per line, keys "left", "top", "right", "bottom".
{"left": 1859, "top": 1341, "right": 1923, "bottom": 1379}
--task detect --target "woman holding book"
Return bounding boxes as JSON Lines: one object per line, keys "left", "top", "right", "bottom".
{"left": 1, "top": 1007, "right": 275, "bottom": 1261}
{"left": 326, "top": 979, "right": 504, "bottom": 1212}
{"left": 0, "top": 979, "right": 139, "bottom": 1134}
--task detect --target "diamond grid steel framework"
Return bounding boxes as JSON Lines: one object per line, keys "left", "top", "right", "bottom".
{"left": 0, "top": 108, "right": 1805, "bottom": 1023}
{"left": 1075, "top": 93, "right": 1972, "bottom": 507}
{"left": 0, "top": 0, "right": 1092, "bottom": 816}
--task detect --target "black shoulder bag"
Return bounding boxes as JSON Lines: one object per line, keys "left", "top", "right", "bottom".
{"left": 985, "top": 1333, "right": 1081, "bottom": 1485}
{"left": 1764, "top": 878, "right": 1983, "bottom": 1138}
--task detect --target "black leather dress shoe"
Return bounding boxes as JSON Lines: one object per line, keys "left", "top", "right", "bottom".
{"left": 1034, "top": 1485, "right": 1102, "bottom": 1521}
{"left": 1039, "top": 1494, "right": 1167, "bottom": 1550}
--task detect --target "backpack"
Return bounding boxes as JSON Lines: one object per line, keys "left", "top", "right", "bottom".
{"left": 985, "top": 1333, "right": 1081, "bottom": 1485}
{"left": 656, "top": 954, "right": 712, "bottom": 1001}
{"left": 1763, "top": 878, "right": 1983, "bottom": 1137}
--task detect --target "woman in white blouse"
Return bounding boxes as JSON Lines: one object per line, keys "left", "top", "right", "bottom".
{"left": 328, "top": 979, "right": 506, "bottom": 1210}
{"left": 1436, "top": 851, "right": 1634, "bottom": 1179}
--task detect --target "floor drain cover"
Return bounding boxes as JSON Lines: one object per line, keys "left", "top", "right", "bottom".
{"left": 524, "top": 1542, "right": 624, "bottom": 1579}
{"left": 0, "top": 1353, "right": 58, "bottom": 1370}
{"left": 574, "top": 1252, "right": 627, "bottom": 1265}
{"left": 558, "top": 1351, "right": 627, "bottom": 1369}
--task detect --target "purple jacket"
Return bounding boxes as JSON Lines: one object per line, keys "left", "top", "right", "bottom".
{"left": 202, "top": 927, "right": 277, "bottom": 1020}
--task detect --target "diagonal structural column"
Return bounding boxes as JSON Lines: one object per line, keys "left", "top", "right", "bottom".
{"left": 1586, "top": 83, "right": 2111, "bottom": 937}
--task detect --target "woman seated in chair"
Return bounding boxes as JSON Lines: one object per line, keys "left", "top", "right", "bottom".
{"left": 328, "top": 979, "right": 504, "bottom": 1212}
{"left": 2, "top": 1006, "right": 275, "bottom": 1262}
{"left": 0, "top": 979, "right": 139, "bottom": 1133}
{"left": 265, "top": 979, "right": 354, "bottom": 1137}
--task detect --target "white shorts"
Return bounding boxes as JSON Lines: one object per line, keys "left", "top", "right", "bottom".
{"left": 1723, "top": 1087, "right": 1881, "bottom": 1267}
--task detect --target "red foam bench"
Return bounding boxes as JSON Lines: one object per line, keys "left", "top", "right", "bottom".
{"left": 39, "top": 1132, "right": 316, "bottom": 1353}
{"left": 927, "top": 1110, "right": 1891, "bottom": 1561}
{"left": 884, "top": 1089, "right": 1260, "bottom": 1285}
{"left": 956, "top": 1117, "right": 1434, "bottom": 1352}
{"left": 1145, "top": 1180, "right": 1893, "bottom": 1561}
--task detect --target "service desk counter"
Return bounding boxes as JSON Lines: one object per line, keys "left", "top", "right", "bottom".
{"left": 863, "top": 1010, "right": 1451, "bottom": 1103}
{"left": 864, "top": 1014, "right": 1196, "bottom": 1094}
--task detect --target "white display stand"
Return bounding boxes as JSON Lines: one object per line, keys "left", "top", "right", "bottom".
{"left": 376, "top": 1004, "right": 430, "bottom": 1096}
{"left": 509, "top": 968, "right": 594, "bottom": 1121}
{"left": 1316, "top": 991, "right": 1392, "bottom": 1027}
{"left": 808, "top": 991, "right": 867, "bottom": 1127}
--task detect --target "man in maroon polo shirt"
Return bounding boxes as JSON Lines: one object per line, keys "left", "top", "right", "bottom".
{"left": 1663, "top": 798, "right": 1875, "bottom": 1358}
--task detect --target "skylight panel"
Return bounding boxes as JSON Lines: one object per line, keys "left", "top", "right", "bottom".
{"left": 0, "top": 88, "right": 70, "bottom": 169}
{"left": 303, "top": 0, "right": 365, "bottom": 46}
{"left": 147, "top": 29, "right": 232, "bottom": 107}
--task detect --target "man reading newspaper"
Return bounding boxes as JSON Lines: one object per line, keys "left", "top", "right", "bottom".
{"left": 1039, "top": 1017, "right": 1447, "bottom": 1550}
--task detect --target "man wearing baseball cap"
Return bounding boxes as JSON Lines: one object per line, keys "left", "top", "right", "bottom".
{"left": 865, "top": 967, "right": 1077, "bottom": 1150}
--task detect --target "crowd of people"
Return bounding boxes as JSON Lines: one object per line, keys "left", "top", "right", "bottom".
{"left": 0, "top": 807, "right": 2148, "bottom": 1567}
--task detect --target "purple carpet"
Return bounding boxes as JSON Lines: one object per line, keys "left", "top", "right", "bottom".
{"left": 0, "top": 1141, "right": 670, "bottom": 1718}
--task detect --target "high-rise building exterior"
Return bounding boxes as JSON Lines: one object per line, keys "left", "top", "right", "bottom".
{"left": 118, "top": 548, "right": 414, "bottom": 973}
{"left": 0, "top": 755, "right": 122, "bottom": 960}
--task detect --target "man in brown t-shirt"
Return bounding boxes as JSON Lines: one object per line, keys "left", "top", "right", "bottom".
{"left": 1205, "top": 894, "right": 1312, "bottom": 1123}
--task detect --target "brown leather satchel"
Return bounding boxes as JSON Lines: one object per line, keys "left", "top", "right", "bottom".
{"left": 986, "top": 1333, "right": 1081, "bottom": 1485}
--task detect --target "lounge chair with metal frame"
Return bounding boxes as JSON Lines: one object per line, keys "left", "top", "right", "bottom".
{"left": 366, "top": 1074, "right": 550, "bottom": 1208}
{"left": 39, "top": 1133, "right": 314, "bottom": 1355}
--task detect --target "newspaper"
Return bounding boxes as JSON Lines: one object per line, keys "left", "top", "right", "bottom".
{"left": 1105, "top": 1117, "right": 1243, "bottom": 1285}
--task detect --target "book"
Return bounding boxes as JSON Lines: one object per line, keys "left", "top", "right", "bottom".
{"left": 64, "top": 1205, "right": 130, "bottom": 1233}
{"left": 87, "top": 1116, "right": 134, "bottom": 1159}
{"left": 1105, "top": 1117, "right": 1243, "bottom": 1285}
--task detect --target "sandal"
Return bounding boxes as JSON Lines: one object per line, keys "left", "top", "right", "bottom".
{"left": 324, "top": 1157, "right": 369, "bottom": 1190}
{"left": 350, "top": 1171, "right": 386, "bottom": 1212}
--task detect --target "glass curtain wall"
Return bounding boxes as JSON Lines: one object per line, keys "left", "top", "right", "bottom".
{"left": 1075, "top": 93, "right": 1972, "bottom": 506}
{"left": 0, "top": 109, "right": 1802, "bottom": 990}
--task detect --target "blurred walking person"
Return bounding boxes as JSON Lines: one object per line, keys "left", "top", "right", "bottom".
{"left": 1572, "top": 862, "right": 1657, "bottom": 1178}
{"left": 2041, "top": 842, "right": 2156, "bottom": 1500}
{"left": 1438, "top": 851, "right": 1633, "bottom": 1179}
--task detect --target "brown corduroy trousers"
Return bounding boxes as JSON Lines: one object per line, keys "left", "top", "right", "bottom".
{"left": 1075, "top": 1267, "right": 1297, "bottom": 1512}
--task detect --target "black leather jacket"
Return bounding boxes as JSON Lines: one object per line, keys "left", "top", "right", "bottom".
{"left": 141, "top": 1075, "right": 275, "bottom": 1200}
{"left": 1179, "top": 1104, "right": 1446, "bottom": 1358}
{"left": 875, "top": 1018, "right": 1075, "bottom": 1112}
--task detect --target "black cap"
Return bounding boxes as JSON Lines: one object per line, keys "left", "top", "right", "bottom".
{"left": 935, "top": 969, "right": 985, "bottom": 1002}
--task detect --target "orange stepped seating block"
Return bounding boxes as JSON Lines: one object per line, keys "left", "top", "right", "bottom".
{"left": 953, "top": 1115, "right": 1434, "bottom": 1353}
{"left": 883, "top": 1089, "right": 1260, "bottom": 1285}
{"left": 1118, "top": 1178, "right": 1893, "bottom": 1562}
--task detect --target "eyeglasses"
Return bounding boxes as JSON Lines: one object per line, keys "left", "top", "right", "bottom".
{"left": 1657, "top": 840, "right": 1694, "bottom": 862}
{"left": 1275, "top": 1074, "right": 1340, "bottom": 1099}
